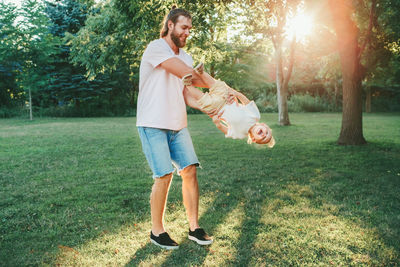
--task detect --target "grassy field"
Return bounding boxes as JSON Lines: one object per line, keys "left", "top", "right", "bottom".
{"left": 1, "top": 113, "right": 399, "bottom": 266}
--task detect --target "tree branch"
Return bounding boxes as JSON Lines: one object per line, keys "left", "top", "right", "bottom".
{"left": 358, "top": 0, "right": 376, "bottom": 59}
{"left": 283, "top": 35, "right": 296, "bottom": 88}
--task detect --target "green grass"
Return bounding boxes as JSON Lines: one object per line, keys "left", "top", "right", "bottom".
{"left": 1, "top": 113, "right": 399, "bottom": 266}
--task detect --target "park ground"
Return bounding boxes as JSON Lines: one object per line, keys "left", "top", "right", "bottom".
{"left": 0, "top": 113, "right": 399, "bottom": 266}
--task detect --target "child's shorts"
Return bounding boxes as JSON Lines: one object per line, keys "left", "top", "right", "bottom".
{"left": 198, "top": 80, "right": 229, "bottom": 114}
{"left": 137, "top": 127, "right": 200, "bottom": 179}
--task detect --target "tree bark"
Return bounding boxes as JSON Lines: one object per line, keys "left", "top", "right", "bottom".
{"left": 210, "top": 63, "right": 215, "bottom": 78}
{"left": 329, "top": 0, "right": 366, "bottom": 145}
{"left": 29, "top": 88, "right": 33, "bottom": 121}
{"left": 275, "top": 39, "right": 290, "bottom": 126}
{"left": 334, "top": 82, "right": 340, "bottom": 107}
{"left": 365, "top": 87, "right": 371, "bottom": 113}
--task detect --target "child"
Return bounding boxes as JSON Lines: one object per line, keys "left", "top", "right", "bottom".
{"left": 183, "top": 64, "right": 275, "bottom": 147}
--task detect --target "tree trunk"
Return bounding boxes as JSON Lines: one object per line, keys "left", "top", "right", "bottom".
{"left": 210, "top": 63, "right": 215, "bottom": 78}
{"left": 275, "top": 43, "right": 290, "bottom": 125}
{"left": 334, "top": 82, "right": 340, "bottom": 107}
{"left": 365, "top": 87, "right": 371, "bottom": 113}
{"left": 29, "top": 88, "right": 33, "bottom": 121}
{"left": 329, "top": 0, "right": 366, "bottom": 145}
{"left": 75, "top": 99, "right": 80, "bottom": 109}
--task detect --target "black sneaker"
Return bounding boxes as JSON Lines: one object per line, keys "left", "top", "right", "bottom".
{"left": 150, "top": 231, "right": 179, "bottom": 250}
{"left": 188, "top": 228, "right": 213, "bottom": 245}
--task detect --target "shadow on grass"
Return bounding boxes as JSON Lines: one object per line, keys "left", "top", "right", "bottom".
{"left": 127, "top": 190, "right": 241, "bottom": 266}
{"left": 230, "top": 198, "right": 264, "bottom": 266}
{"left": 2, "top": 115, "right": 399, "bottom": 266}
{"left": 129, "top": 140, "right": 400, "bottom": 265}
{"left": 132, "top": 173, "right": 272, "bottom": 266}
{"left": 278, "top": 140, "right": 400, "bottom": 264}
{"left": 125, "top": 243, "right": 163, "bottom": 266}
{"left": 322, "top": 141, "right": 400, "bottom": 250}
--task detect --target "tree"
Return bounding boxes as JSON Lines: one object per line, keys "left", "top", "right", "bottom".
{"left": 44, "top": 0, "right": 117, "bottom": 114}
{"left": 362, "top": 0, "right": 400, "bottom": 112}
{"left": 246, "top": 0, "right": 304, "bottom": 126}
{"left": 67, "top": 0, "right": 234, "bottom": 111}
{"left": 0, "top": 2, "right": 23, "bottom": 111}
{"left": 66, "top": 0, "right": 148, "bottom": 109}
{"left": 18, "top": 0, "right": 60, "bottom": 120}
{"left": 328, "top": 0, "right": 371, "bottom": 145}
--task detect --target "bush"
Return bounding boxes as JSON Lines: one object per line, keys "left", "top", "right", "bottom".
{"left": 370, "top": 95, "right": 400, "bottom": 112}
{"left": 35, "top": 105, "right": 136, "bottom": 117}
{"left": 186, "top": 106, "right": 203, "bottom": 114}
{"left": 0, "top": 106, "right": 27, "bottom": 118}
{"left": 255, "top": 93, "right": 339, "bottom": 113}
{"left": 255, "top": 93, "right": 278, "bottom": 113}
{"left": 288, "top": 94, "right": 339, "bottom": 112}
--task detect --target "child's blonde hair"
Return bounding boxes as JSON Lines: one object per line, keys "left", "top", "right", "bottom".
{"left": 247, "top": 128, "right": 276, "bottom": 147}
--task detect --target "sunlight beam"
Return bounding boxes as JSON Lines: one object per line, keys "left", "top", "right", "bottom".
{"left": 285, "top": 13, "right": 314, "bottom": 41}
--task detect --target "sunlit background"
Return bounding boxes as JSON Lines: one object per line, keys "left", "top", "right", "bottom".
{"left": 285, "top": 13, "right": 314, "bottom": 41}
{"left": 1, "top": 0, "right": 400, "bottom": 266}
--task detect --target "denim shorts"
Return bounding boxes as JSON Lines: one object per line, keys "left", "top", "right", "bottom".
{"left": 137, "top": 127, "right": 200, "bottom": 179}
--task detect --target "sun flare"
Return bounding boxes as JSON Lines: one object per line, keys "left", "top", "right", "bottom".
{"left": 285, "top": 13, "right": 313, "bottom": 40}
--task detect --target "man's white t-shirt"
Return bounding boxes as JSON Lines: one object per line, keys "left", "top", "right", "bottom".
{"left": 136, "top": 38, "right": 193, "bottom": 131}
{"left": 220, "top": 101, "right": 261, "bottom": 139}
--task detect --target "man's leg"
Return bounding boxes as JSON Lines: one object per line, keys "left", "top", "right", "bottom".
{"left": 181, "top": 164, "right": 213, "bottom": 245}
{"left": 169, "top": 128, "right": 212, "bottom": 245}
{"left": 151, "top": 173, "right": 173, "bottom": 236}
{"left": 180, "top": 165, "right": 200, "bottom": 231}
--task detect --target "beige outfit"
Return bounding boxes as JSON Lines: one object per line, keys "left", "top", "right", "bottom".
{"left": 197, "top": 80, "right": 230, "bottom": 114}
{"left": 197, "top": 80, "right": 275, "bottom": 147}
{"left": 182, "top": 73, "right": 274, "bottom": 146}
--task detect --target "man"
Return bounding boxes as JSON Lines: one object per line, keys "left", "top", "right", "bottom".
{"left": 136, "top": 7, "right": 215, "bottom": 250}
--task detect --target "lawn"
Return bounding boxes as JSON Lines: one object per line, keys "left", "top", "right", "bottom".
{"left": 1, "top": 113, "right": 399, "bottom": 266}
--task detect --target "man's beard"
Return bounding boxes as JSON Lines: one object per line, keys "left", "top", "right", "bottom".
{"left": 171, "top": 29, "right": 186, "bottom": 48}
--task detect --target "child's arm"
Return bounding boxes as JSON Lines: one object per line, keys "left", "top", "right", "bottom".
{"left": 193, "top": 71, "right": 216, "bottom": 88}
{"left": 183, "top": 85, "right": 219, "bottom": 116}
{"left": 212, "top": 114, "right": 228, "bottom": 135}
{"left": 184, "top": 85, "right": 204, "bottom": 101}
{"left": 183, "top": 86, "right": 202, "bottom": 110}
{"left": 229, "top": 88, "right": 251, "bottom": 105}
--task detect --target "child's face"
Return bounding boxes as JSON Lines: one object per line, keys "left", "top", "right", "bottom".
{"left": 250, "top": 123, "right": 272, "bottom": 144}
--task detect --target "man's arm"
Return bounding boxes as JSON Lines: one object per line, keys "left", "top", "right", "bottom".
{"left": 159, "top": 57, "right": 213, "bottom": 88}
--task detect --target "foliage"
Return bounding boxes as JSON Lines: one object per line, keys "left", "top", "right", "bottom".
{"left": 0, "top": 2, "right": 23, "bottom": 108}
{"left": 67, "top": 0, "right": 235, "bottom": 87}
{"left": 16, "top": 0, "right": 61, "bottom": 119}
{"left": 44, "top": 0, "right": 132, "bottom": 115}
{"left": 0, "top": 106, "right": 27, "bottom": 118}
{"left": 255, "top": 93, "right": 278, "bottom": 113}
{"left": 288, "top": 93, "right": 338, "bottom": 112}
{"left": 245, "top": 0, "right": 307, "bottom": 125}
{"left": 1, "top": 0, "right": 400, "bottom": 118}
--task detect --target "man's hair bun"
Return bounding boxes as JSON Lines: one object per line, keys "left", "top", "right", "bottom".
{"left": 171, "top": 5, "right": 177, "bottom": 10}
